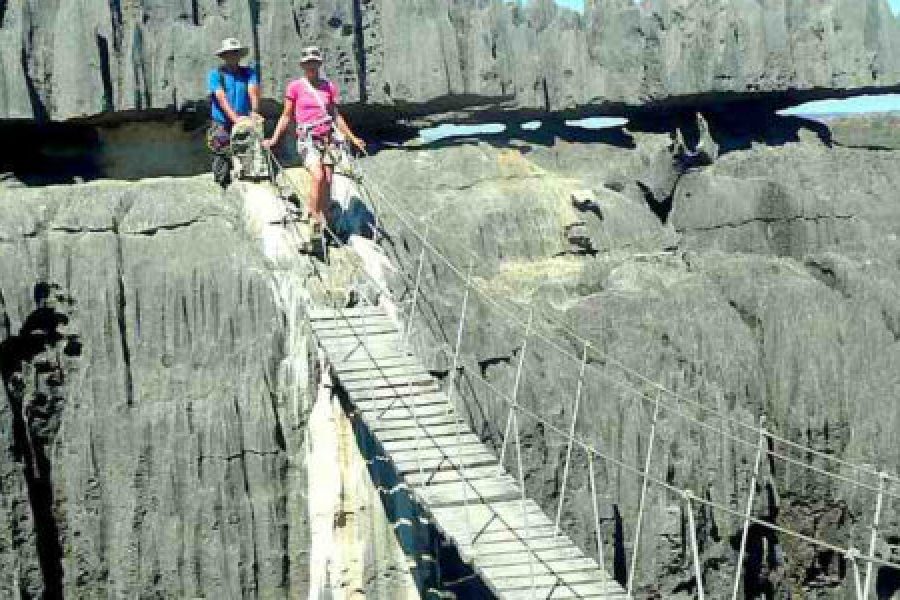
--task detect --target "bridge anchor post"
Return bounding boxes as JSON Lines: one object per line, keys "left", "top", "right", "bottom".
{"left": 731, "top": 415, "right": 767, "bottom": 600}
{"left": 627, "top": 388, "right": 662, "bottom": 596}
{"left": 683, "top": 490, "right": 705, "bottom": 600}
{"left": 863, "top": 472, "right": 887, "bottom": 598}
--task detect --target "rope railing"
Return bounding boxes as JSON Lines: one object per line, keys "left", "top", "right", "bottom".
{"left": 346, "top": 158, "right": 899, "bottom": 598}
{"left": 411, "top": 311, "right": 900, "bottom": 594}
{"left": 427, "top": 326, "right": 900, "bottom": 569}
{"left": 357, "top": 168, "right": 900, "bottom": 493}
{"left": 263, "top": 148, "right": 566, "bottom": 598}
{"left": 262, "top": 146, "right": 898, "bottom": 598}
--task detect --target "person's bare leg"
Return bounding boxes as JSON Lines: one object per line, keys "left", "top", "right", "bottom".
{"left": 320, "top": 164, "right": 334, "bottom": 225}
{"left": 308, "top": 163, "right": 325, "bottom": 224}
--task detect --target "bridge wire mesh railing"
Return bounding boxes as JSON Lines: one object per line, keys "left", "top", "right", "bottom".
{"left": 263, "top": 148, "right": 899, "bottom": 598}
{"left": 349, "top": 158, "right": 900, "bottom": 598}
{"left": 263, "top": 149, "right": 549, "bottom": 595}
{"left": 264, "top": 150, "right": 622, "bottom": 597}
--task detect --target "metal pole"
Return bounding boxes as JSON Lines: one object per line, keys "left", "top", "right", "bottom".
{"left": 513, "top": 403, "right": 536, "bottom": 599}
{"left": 446, "top": 258, "right": 474, "bottom": 547}
{"left": 627, "top": 389, "right": 662, "bottom": 596}
{"left": 849, "top": 547, "right": 864, "bottom": 599}
{"left": 370, "top": 199, "right": 380, "bottom": 245}
{"left": 556, "top": 342, "right": 589, "bottom": 534}
{"left": 499, "top": 310, "right": 534, "bottom": 472}
{"left": 685, "top": 490, "right": 705, "bottom": 600}
{"left": 863, "top": 472, "right": 887, "bottom": 598}
{"left": 588, "top": 450, "right": 605, "bottom": 571}
{"left": 732, "top": 416, "right": 767, "bottom": 600}
{"left": 403, "top": 223, "right": 430, "bottom": 349}
{"left": 445, "top": 258, "right": 474, "bottom": 405}
{"left": 409, "top": 365, "right": 424, "bottom": 485}
{"left": 502, "top": 308, "right": 536, "bottom": 598}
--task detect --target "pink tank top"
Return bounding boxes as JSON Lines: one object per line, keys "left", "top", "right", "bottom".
{"left": 285, "top": 78, "right": 340, "bottom": 139}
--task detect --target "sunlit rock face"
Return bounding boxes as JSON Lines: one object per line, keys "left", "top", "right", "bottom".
{"left": 0, "top": 173, "right": 449, "bottom": 598}
{"left": 369, "top": 119, "right": 900, "bottom": 598}
{"left": 3, "top": 0, "right": 900, "bottom": 122}
{"left": 0, "top": 178, "right": 312, "bottom": 598}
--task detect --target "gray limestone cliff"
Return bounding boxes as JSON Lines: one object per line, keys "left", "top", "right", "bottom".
{"left": 0, "top": 179, "right": 312, "bottom": 597}
{"left": 367, "top": 120, "right": 900, "bottom": 598}
{"left": 1, "top": 116, "right": 900, "bottom": 597}
{"left": 0, "top": 173, "right": 459, "bottom": 598}
{"left": 3, "top": 0, "right": 900, "bottom": 122}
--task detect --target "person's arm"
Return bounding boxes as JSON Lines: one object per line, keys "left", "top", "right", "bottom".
{"left": 248, "top": 67, "right": 261, "bottom": 119}
{"left": 327, "top": 81, "right": 365, "bottom": 152}
{"left": 335, "top": 110, "right": 365, "bottom": 152}
{"left": 263, "top": 99, "right": 294, "bottom": 148}
{"left": 249, "top": 85, "right": 261, "bottom": 114}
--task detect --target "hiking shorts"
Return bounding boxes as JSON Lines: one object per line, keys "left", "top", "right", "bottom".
{"left": 298, "top": 136, "right": 339, "bottom": 170}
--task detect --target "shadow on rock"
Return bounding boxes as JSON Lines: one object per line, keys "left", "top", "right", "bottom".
{"left": 0, "top": 282, "right": 81, "bottom": 600}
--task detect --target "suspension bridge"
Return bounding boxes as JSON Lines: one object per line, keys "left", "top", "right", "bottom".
{"left": 310, "top": 303, "right": 628, "bottom": 598}
{"left": 259, "top": 148, "right": 900, "bottom": 599}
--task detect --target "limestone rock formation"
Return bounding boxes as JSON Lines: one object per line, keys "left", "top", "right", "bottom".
{"left": 0, "top": 173, "right": 451, "bottom": 598}
{"left": 0, "top": 178, "right": 309, "bottom": 597}
{"left": 3, "top": 0, "right": 900, "bottom": 122}
{"left": 367, "top": 121, "right": 900, "bottom": 598}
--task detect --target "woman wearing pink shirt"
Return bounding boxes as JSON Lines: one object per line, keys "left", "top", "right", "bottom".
{"left": 264, "top": 46, "right": 366, "bottom": 230}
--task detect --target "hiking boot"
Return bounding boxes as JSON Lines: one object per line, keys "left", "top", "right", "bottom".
{"left": 300, "top": 221, "right": 323, "bottom": 255}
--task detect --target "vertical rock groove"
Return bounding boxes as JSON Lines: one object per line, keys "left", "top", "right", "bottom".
{"left": 0, "top": 283, "right": 81, "bottom": 599}
{"left": 351, "top": 0, "right": 368, "bottom": 103}
{"left": 112, "top": 220, "right": 134, "bottom": 407}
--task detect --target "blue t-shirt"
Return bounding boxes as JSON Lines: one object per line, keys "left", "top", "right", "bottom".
{"left": 208, "top": 66, "right": 259, "bottom": 128}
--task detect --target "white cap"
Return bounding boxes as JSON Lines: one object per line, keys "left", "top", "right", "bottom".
{"left": 216, "top": 38, "right": 248, "bottom": 57}
{"left": 300, "top": 46, "right": 324, "bottom": 64}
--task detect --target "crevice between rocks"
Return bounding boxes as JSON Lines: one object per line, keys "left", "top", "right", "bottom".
{"left": 232, "top": 393, "right": 261, "bottom": 594}
{"left": 112, "top": 205, "right": 135, "bottom": 407}
{"left": 0, "top": 217, "right": 216, "bottom": 245}
{"left": 351, "top": 0, "right": 368, "bottom": 104}
{"left": 677, "top": 213, "right": 856, "bottom": 234}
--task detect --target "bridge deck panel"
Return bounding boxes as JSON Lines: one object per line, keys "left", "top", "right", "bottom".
{"left": 313, "top": 306, "right": 626, "bottom": 599}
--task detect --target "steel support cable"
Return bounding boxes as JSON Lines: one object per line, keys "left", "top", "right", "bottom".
{"left": 265, "top": 153, "right": 900, "bottom": 574}
{"left": 264, "top": 151, "right": 461, "bottom": 494}
{"left": 358, "top": 171, "right": 893, "bottom": 479}
{"left": 459, "top": 363, "right": 900, "bottom": 572}
{"left": 359, "top": 191, "right": 900, "bottom": 503}
{"left": 356, "top": 171, "right": 900, "bottom": 492}
{"left": 356, "top": 223, "right": 900, "bottom": 527}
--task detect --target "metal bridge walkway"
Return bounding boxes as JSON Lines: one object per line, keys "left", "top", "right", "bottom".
{"left": 310, "top": 305, "right": 628, "bottom": 599}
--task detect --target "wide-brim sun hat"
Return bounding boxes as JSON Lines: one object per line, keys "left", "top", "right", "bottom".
{"left": 216, "top": 38, "right": 248, "bottom": 57}
{"left": 300, "top": 46, "right": 324, "bottom": 64}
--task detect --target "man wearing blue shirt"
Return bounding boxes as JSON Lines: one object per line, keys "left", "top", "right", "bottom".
{"left": 207, "top": 38, "right": 261, "bottom": 187}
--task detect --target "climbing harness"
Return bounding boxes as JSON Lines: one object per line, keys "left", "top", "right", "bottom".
{"left": 295, "top": 77, "right": 348, "bottom": 170}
